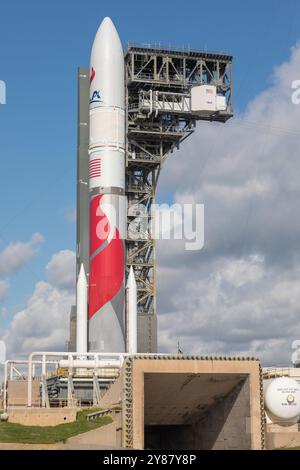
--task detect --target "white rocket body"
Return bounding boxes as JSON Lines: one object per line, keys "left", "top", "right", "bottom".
{"left": 89, "top": 17, "right": 125, "bottom": 189}
{"left": 126, "top": 266, "right": 137, "bottom": 354}
{"left": 88, "top": 17, "right": 126, "bottom": 352}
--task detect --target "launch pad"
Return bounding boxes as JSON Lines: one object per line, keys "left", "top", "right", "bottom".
{"left": 2, "top": 17, "right": 300, "bottom": 453}
{"left": 3, "top": 355, "right": 264, "bottom": 450}
{"left": 3, "top": 19, "right": 271, "bottom": 452}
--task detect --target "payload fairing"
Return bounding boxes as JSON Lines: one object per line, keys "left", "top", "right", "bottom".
{"left": 76, "top": 17, "right": 137, "bottom": 354}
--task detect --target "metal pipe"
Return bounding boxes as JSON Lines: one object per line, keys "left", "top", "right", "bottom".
{"left": 24, "top": 351, "right": 174, "bottom": 407}
{"left": 3, "top": 361, "right": 8, "bottom": 412}
{"left": 59, "top": 359, "right": 122, "bottom": 368}
{"left": 148, "top": 89, "right": 153, "bottom": 117}
{"left": 41, "top": 354, "right": 46, "bottom": 408}
{"left": 27, "top": 357, "right": 32, "bottom": 407}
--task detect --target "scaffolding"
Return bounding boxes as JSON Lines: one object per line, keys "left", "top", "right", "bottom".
{"left": 124, "top": 46, "right": 233, "bottom": 352}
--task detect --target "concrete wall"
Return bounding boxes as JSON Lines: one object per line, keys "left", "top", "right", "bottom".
{"left": 99, "top": 375, "right": 123, "bottom": 408}
{"left": 7, "top": 380, "right": 40, "bottom": 407}
{"left": 266, "top": 423, "right": 300, "bottom": 449}
{"left": 145, "top": 380, "right": 251, "bottom": 450}
{"left": 8, "top": 408, "right": 77, "bottom": 426}
{"left": 67, "top": 305, "right": 76, "bottom": 351}
{"left": 66, "top": 420, "right": 120, "bottom": 448}
{"left": 123, "top": 357, "right": 263, "bottom": 450}
{"left": 145, "top": 425, "right": 193, "bottom": 450}
{"left": 186, "top": 379, "right": 251, "bottom": 449}
{"left": 137, "top": 314, "right": 157, "bottom": 353}
{"left": 266, "top": 430, "right": 300, "bottom": 449}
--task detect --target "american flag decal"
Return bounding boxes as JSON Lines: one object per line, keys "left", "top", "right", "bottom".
{"left": 89, "top": 158, "right": 101, "bottom": 178}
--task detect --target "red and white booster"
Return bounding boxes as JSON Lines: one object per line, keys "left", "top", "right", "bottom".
{"left": 88, "top": 17, "right": 126, "bottom": 352}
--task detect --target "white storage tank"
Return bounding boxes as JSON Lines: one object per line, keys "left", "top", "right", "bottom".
{"left": 264, "top": 377, "right": 300, "bottom": 423}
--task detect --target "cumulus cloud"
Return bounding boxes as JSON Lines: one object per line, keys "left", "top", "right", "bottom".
{"left": 156, "top": 43, "right": 300, "bottom": 365}
{"left": 0, "top": 233, "right": 43, "bottom": 275}
{"left": 3, "top": 250, "right": 76, "bottom": 358}
{"left": 0, "top": 307, "right": 7, "bottom": 318}
{"left": 4, "top": 281, "right": 74, "bottom": 357}
{"left": 158, "top": 253, "right": 300, "bottom": 364}
{"left": 0, "top": 280, "right": 9, "bottom": 302}
{"left": 46, "top": 250, "right": 75, "bottom": 290}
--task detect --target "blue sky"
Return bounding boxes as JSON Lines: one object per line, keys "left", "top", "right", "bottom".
{"left": 1, "top": 0, "right": 300, "bottom": 351}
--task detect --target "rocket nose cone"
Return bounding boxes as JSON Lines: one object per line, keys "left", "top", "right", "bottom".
{"left": 90, "top": 15, "right": 124, "bottom": 109}
{"left": 127, "top": 266, "right": 137, "bottom": 288}
{"left": 96, "top": 16, "right": 119, "bottom": 39}
{"left": 91, "top": 16, "right": 122, "bottom": 61}
{"left": 78, "top": 264, "right": 87, "bottom": 283}
{"left": 101, "top": 16, "right": 114, "bottom": 27}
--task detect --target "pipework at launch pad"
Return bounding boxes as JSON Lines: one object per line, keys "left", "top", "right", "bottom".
{"left": 3, "top": 17, "right": 299, "bottom": 451}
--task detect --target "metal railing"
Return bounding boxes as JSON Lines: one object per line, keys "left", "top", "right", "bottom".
{"left": 125, "top": 42, "right": 231, "bottom": 58}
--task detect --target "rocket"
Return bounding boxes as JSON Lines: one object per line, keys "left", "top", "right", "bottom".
{"left": 87, "top": 17, "right": 126, "bottom": 352}
{"left": 75, "top": 17, "right": 138, "bottom": 354}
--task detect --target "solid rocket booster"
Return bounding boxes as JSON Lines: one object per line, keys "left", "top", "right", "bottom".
{"left": 76, "top": 264, "right": 88, "bottom": 353}
{"left": 88, "top": 17, "right": 126, "bottom": 352}
{"left": 126, "top": 266, "right": 137, "bottom": 354}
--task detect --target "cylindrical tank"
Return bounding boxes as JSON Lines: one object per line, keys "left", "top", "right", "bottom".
{"left": 264, "top": 377, "right": 300, "bottom": 422}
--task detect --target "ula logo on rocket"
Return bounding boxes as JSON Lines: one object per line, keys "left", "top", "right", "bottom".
{"left": 90, "top": 90, "right": 102, "bottom": 105}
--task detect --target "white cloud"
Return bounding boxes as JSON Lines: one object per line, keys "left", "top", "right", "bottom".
{"left": 156, "top": 43, "right": 300, "bottom": 365}
{"left": 219, "top": 255, "right": 265, "bottom": 287}
{"left": 3, "top": 250, "right": 76, "bottom": 358}
{"left": 46, "top": 250, "right": 75, "bottom": 290}
{"left": 0, "top": 307, "right": 7, "bottom": 317}
{"left": 157, "top": 253, "right": 300, "bottom": 365}
{"left": 0, "top": 280, "right": 9, "bottom": 302}
{"left": 0, "top": 233, "right": 43, "bottom": 275}
{"left": 4, "top": 281, "right": 74, "bottom": 357}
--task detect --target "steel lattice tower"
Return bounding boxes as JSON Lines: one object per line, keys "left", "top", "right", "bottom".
{"left": 124, "top": 46, "right": 233, "bottom": 352}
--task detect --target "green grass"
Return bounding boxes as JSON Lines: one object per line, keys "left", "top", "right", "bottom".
{"left": 0, "top": 408, "right": 113, "bottom": 444}
{"left": 276, "top": 446, "right": 300, "bottom": 450}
